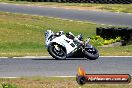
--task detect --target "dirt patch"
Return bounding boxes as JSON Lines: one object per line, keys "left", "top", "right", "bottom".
{"left": 42, "top": 5, "right": 103, "bottom": 11}
{"left": 8, "top": 3, "right": 103, "bottom": 11}
{"left": 56, "top": 6, "right": 102, "bottom": 11}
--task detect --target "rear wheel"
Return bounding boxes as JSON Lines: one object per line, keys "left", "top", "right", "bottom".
{"left": 48, "top": 43, "right": 66, "bottom": 60}
{"left": 84, "top": 46, "right": 99, "bottom": 60}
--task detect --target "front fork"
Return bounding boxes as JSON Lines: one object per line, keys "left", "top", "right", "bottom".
{"left": 82, "top": 38, "right": 92, "bottom": 52}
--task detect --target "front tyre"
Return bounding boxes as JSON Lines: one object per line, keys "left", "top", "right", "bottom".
{"left": 84, "top": 46, "right": 99, "bottom": 60}
{"left": 48, "top": 43, "right": 66, "bottom": 60}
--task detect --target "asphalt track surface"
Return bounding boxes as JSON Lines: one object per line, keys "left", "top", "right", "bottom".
{"left": 0, "top": 57, "right": 132, "bottom": 77}
{"left": 0, "top": 3, "right": 132, "bottom": 27}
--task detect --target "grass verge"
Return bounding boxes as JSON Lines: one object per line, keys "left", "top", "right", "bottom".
{"left": 0, "top": 11, "right": 98, "bottom": 57}
{"left": 0, "top": 1, "right": 132, "bottom": 13}
{"left": 0, "top": 11, "right": 132, "bottom": 57}
{"left": 0, "top": 77, "right": 131, "bottom": 88}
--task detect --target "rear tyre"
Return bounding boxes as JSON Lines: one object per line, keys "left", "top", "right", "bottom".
{"left": 84, "top": 46, "right": 99, "bottom": 60}
{"left": 48, "top": 43, "right": 66, "bottom": 60}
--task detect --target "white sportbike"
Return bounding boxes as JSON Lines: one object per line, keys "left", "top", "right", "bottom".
{"left": 45, "top": 30, "right": 99, "bottom": 60}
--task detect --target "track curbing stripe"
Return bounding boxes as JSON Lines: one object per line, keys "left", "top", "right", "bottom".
{"left": 0, "top": 56, "right": 131, "bottom": 59}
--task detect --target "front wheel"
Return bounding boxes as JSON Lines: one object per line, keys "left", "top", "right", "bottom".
{"left": 48, "top": 43, "right": 67, "bottom": 60}
{"left": 84, "top": 46, "right": 99, "bottom": 60}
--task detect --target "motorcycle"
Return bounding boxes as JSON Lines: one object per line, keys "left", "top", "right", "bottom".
{"left": 45, "top": 30, "right": 99, "bottom": 60}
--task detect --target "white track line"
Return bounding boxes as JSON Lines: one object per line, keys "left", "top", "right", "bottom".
{"left": 13, "top": 56, "right": 132, "bottom": 58}
{"left": 100, "top": 56, "right": 132, "bottom": 57}
{"left": 0, "top": 75, "right": 132, "bottom": 78}
{"left": 0, "top": 77, "right": 19, "bottom": 78}
{"left": 13, "top": 56, "right": 52, "bottom": 59}
{"left": 48, "top": 76, "right": 75, "bottom": 77}
{"left": 0, "top": 57, "right": 8, "bottom": 59}
{"left": 0, "top": 56, "right": 132, "bottom": 59}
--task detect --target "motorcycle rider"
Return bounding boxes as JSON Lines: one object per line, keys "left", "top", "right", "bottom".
{"left": 55, "top": 31, "right": 83, "bottom": 45}
{"left": 66, "top": 32, "right": 84, "bottom": 45}
{"left": 45, "top": 30, "right": 99, "bottom": 60}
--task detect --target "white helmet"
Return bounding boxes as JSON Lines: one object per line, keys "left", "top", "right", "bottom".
{"left": 45, "top": 30, "right": 54, "bottom": 39}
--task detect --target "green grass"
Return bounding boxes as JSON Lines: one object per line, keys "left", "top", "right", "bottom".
{"left": 0, "top": 1, "right": 132, "bottom": 13}
{"left": 0, "top": 12, "right": 132, "bottom": 57}
{"left": 0, "top": 12, "right": 99, "bottom": 57}
{"left": 0, "top": 77, "right": 131, "bottom": 88}
{"left": 99, "top": 45, "right": 132, "bottom": 56}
